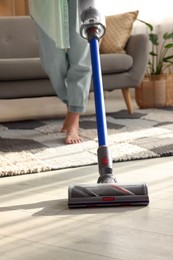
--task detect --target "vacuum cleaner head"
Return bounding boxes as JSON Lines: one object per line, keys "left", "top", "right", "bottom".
{"left": 68, "top": 183, "right": 149, "bottom": 208}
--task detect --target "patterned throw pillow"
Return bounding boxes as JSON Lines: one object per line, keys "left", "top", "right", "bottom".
{"left": 100, "top": 10, "right": 139, "bottom": 54}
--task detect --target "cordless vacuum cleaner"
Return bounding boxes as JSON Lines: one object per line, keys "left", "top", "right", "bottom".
{"left": 68, "top": 8, "right": 149, "bottom": 208}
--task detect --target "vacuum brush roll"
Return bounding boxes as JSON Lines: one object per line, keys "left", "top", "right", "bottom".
{"left": 68, "top": 183, "right": 149, "bottom": 208}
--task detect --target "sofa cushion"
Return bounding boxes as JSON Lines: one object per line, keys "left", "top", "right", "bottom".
{"left": 100, "top": 53, "right": 133, "bottom": 74}
{"left": 0, "top": 16, "right": 39, "bottom": 59}
{"left": 0, "top": 58, "right": 48, "bottom": 80}
{"left": 0, "top": 54, "right": 133, "bottom": 80}
{"left": 100, "top": 10, "right": 139, "bottom": 54}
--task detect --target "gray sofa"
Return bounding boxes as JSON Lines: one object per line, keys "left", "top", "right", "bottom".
{"left": 0, "top": 16, "right": 148, "bottom": 122}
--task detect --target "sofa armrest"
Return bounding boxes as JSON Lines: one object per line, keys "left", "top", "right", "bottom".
{"left": 125, "top": 34, "right": 149, "bottom": 85}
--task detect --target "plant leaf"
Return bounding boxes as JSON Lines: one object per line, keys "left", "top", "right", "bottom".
{"left": 149, "top": 33, "right": 159, "bottom": 45}
{"left": 137, "top": 19, "right": 153, "bottom": 31}
{"left": 149, "top": 51, "right": 157, "bottom": 57}
{"left": 163, "top": 55, "right": 173, "bottom": 62}
{"left": 164, "top": 43, "right": 173, "bottom": 49}
{"left": 163, "top": 32, "right": 173, "bottom": 39}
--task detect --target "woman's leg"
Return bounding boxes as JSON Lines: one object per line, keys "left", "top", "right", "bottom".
{"left": 66, "top": 0, "right": 94, "bottom": 113}
{"left": 36, "top": 25, "right": 84, "bottom": 144}
{"left": 36, "top": 26, "right": 68, "bottom": 105}
{"left": 62, "top": 0, "right": 94, "bottom": 144}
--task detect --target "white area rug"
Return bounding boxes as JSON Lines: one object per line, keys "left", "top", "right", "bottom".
{"left": 0, "top": 108, "right": 173, "bottom": 177}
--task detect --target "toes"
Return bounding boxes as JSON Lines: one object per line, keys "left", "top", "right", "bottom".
{"left": 65, "top": 135, "right": 83, "bottom": 144}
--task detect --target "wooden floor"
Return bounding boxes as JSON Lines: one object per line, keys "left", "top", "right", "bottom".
{"left": 0, "top": 156, "right": 173, "bottom": 260}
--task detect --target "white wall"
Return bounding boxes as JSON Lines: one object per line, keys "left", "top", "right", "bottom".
{"left": 96, "top": 0, "right": 173, "bottom": 35}
{"left": 97, "top": 0, "right": 173, "bottom": 24}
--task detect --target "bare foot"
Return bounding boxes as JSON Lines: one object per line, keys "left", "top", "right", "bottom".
{"left": 61, "top": 112, "right": 83, "bottom": 144}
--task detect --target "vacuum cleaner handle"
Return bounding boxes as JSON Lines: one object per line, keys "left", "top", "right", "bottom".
{"left": 80, "top": 8, "right": 117, "bottom": 183}
{"left": 80, "top": 7, "right": 107, "bottom": 147}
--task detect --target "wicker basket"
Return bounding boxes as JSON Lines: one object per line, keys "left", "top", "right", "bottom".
{"left": 166, "top": 73, "right": 173, "bottom": 105}
{"left": 135, "top": 74, "right": 173, "bottom": 108}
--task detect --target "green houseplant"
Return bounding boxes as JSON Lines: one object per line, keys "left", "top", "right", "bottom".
{"left": 138, "top": 19, "right": 173, "bottom": 75}
{"left": 135, "top": 19, "right": 173, "bottom": 108}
